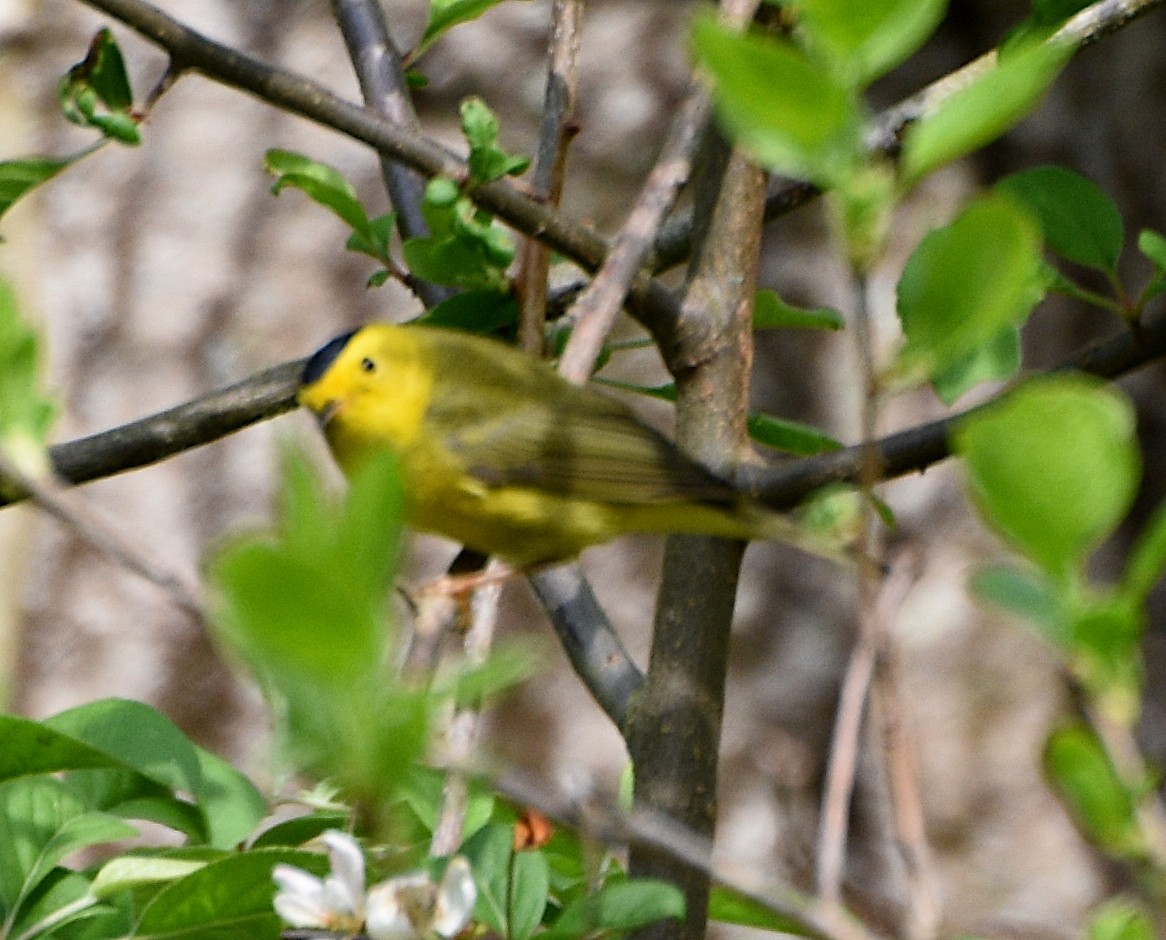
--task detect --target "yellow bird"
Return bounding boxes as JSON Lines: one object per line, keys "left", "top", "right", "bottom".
{"left": 298, "top": 323, "right": 823, "bottom": 567}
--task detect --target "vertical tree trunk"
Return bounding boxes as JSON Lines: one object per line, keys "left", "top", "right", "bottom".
{"left": 627, "top": 133, "right": 767, "bottom": 940}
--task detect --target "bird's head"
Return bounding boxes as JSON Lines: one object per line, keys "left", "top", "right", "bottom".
{"left": 298, "top": 324, "right": 435, "bottom": 455}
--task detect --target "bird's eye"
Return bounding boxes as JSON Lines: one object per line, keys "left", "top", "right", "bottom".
{"left": 360, "top": 357, "right": 377, "bottom": 374}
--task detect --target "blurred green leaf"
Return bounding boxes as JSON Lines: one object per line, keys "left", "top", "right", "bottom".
{"left": 417, "top": 0, "right": 529, "bottom": 59}
{"left": 0, "top": 277, "right": 55, "bottom": 481}
{"left": 798, "top": 0, "right": 947, "bottom": 87}
{"left": 399, "top": 766, "right": 495, "bottom": 843}
{"left": 972, "top": 563, "right": 1065, "bottom": 640}
{"left": 902, "top": 39, "right": 1072, "bottom": 184}
{"left": 953, "top": 375, "right": 1139, "bottom": 579}
{"left": 546, "top": 879, "right": 685, "bottom": 939}
{"left": 753, "top": 290, "right": 843, "bottom": 331}
{"left": 462, "top": 97, "right": 530, "bottom": 185}
{"left": 210, "top": 450, "right": 427, "bottom": 815}
{"left": 0, "top": 158, "right": 71, "bottom": 226}
{"left": 1137, "top": 228, "right": 1166, "bottom": 269}
{"left": 708, "top": 886, "right": 817, "bottom": 935}
{"left": 1044, "top": 723, "right": 1142, "bottom": 857}
{"left": 997, "top": 166, "right": 1123, "bottom": 272}
{"left": 58, "top": 30, "right": 140, "bottom": 144}
{"left": 1068, "top": 594, "right": 1144, "bottom": 726}
{"left": 1136, "top": 229, "right": 1166, "bottom": 302}
{"left": 897, "top": 194, "right": 1044, "bottom": 380}
{"left": 692, "top": 15, "right": 862, "bottom": 187}
{"left": 1122, "top": 497, "right": 1166, "bottom": 604}
{"left": 1087, "top": 898, "right": 1155, "bottom": 940}
{"left": 463, "top": 822, "right": 515, "bottom": 937}
{"left": 931, "top": 326, "right": 1021, "bottom": 404}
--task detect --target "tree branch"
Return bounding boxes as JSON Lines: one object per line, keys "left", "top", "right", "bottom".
{"left": 742, "top": 309, "right": 1166, "bottom": 510}
{"left": 330, "top": 0, "right": 452, "bottom": 308}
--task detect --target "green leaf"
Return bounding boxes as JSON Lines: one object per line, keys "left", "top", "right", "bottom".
{"left": 248, "top": 810, "right": 350, "bottom": 849}
{"left": 58, "top": 30, "right": 139, "bottom": 144}
{"left": 546, "top": 879, "right": 685, "bottom": 939}
{"left": 897, "top": 194, "right": 1044, "bottom": 380}
{"left": 404, "top": 180, "right": 515, "bottom": 291}
{"left": 0, "top": 277, "right": 55, "bottom": 481}
{"left": 399, "top": 766, "right": 495, "bottom": 843}
{"left": 412, "top": 290, "right": 518, "bottom": 334}
{"left": 953, "top": 375, "right": 1140, "bottom": 579}
{"left": 91, "top": 856, "right": 208, "bottom": 900}
{"left": 461, "top": 98, "right": 530, "bottom": 186}
{"left": 417, "top": 0, "right": 527, "bottom": 60}
{"left": 931, "top": 326, "right": 1021, "bottom": 405}
{"left": 1067, "top": 594, "right": 1144, "bottom": 725}
{"left": 462, "top": 822, "right": 515, "bottom": 937}
{"left": 798, "top": 0, "right": 947, "bottom": 87}
{"left": 708, "top": 886, "right": 817, "bottom": 935}
{"left": 595, "top": 379, "right": 841, "bottom": 456}
{"left": 1087, "top": 898, "right": 1155, "bottom": 940}
{"left": 135, "top": 849, "right": 328, "bottom": 940}
{"left": 692, "top": 15, "right": 862, "bottom": 187}
{"left": 753, "top": 290, "right": 843, "bottom": 331}
{"left": 265, "top": 149, "right": 376, "bottom": 248}
{"left": 997, "top": 166, "right": 1123, "bottom": 272}
{"left": 748, "top": 413, "right": 842, "bottom": 456}
{"left": 1044, "top": 723, "right": 1142, "bottom": 857}
{"left": 209, "top": 450, "right": 426, "bottom": 813}
{"left": 901, "top": 39, "right": 1073, "bottom": 185}
{"left": 1137, "top": 228, "right": 1166, "bottom": 270}
{"left": 971, "top": 563, "right": 1065, "bottom": 640}
{"left": 1122, "top": 497, "right": 1166, "bottom": 604}
{"left": 0, "top": 776, "right": 135, "bottom": 926}
{"left": 508, "top": 850, "right": 549, "bottom": 940}
{"left": 0, "top": 158, "right": 72, "bottom": 226}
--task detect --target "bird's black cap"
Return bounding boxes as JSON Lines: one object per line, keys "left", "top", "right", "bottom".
{"left": 302, "top": 330, "right": 358, "bottom": 386}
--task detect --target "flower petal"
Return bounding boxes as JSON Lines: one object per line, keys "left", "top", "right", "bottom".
{"left": 366, "top": 882, "right": 418, "bottom": 940}
{"left": 321, "top": 830, "right": 367, "bottom": 917}
{"left": 434, "top": 857, "right": 476, "bottom": 937}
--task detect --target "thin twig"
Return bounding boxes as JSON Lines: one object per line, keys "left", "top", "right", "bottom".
{"left": 515, "top": 0, "right": 583, "bottom": 357}
{"left": 0, "top": 451, "right": 203, "bottom": 618}
{"left": 429, "top": 560, "right": 506, "bottom": 857}
{"left": 556, "top": 82, "right": 710, "bottom": 384}
{"left": 869, "top": 554, "right": 940, "bottom": 940}
{"left": 816, "top": 271, "right": 883, "bottom": 912}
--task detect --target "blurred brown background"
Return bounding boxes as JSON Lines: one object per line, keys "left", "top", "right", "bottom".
{"left": 2, "top": 0, "right": 1165, "bottom": 934}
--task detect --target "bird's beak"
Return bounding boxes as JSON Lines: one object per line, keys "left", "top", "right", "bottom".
{"left": 314, "top": 398, "right": 342, "bottom": 429}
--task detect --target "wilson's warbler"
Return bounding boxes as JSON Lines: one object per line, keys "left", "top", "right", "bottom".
{"left": 298, "top": 323, "right": 822, "bottom": 566}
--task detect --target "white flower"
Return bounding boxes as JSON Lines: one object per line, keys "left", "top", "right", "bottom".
{"left": 433, "top": 857, "right": 476, "bottom": 938}
{"left": 365, "top": 857, "right": 477, "bottom": 940}
{"left": 271, "top": 830, "right": 477, "bottom": 940}
{"left": 272, "top": 829, "right": 367, "bottom": 933}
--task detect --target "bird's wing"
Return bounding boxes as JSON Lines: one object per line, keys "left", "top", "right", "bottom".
{"left": 424, "top": 355, "right": 737, "bottom": 506}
